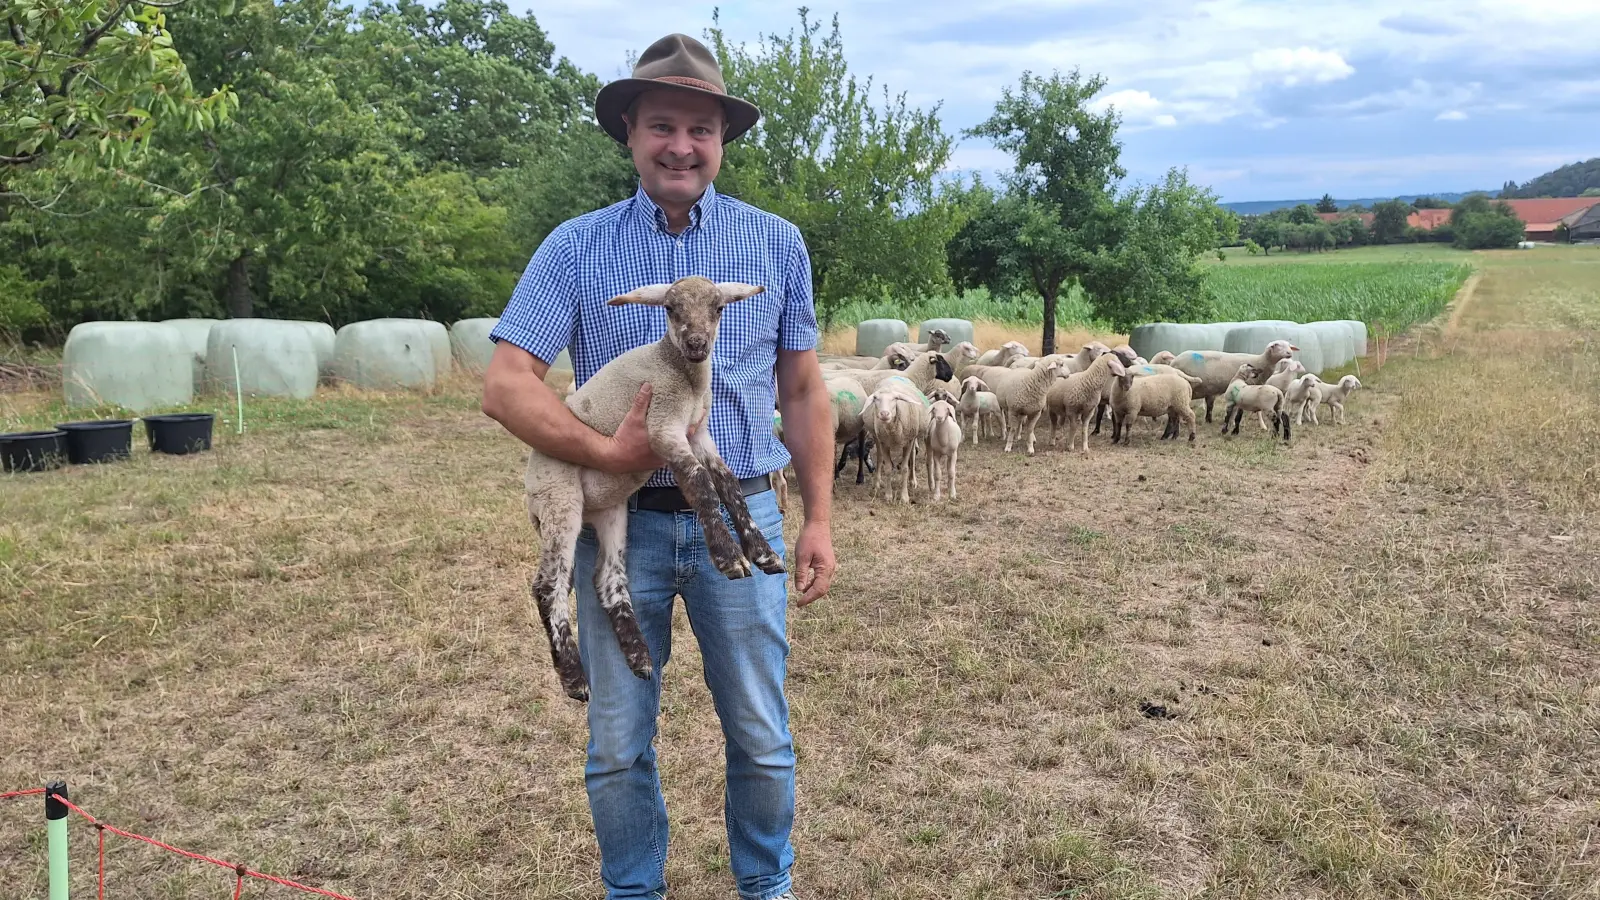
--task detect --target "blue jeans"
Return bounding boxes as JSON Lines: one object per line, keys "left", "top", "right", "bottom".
{"left": 572, "top": 487, "right": 794, "bottom": 900}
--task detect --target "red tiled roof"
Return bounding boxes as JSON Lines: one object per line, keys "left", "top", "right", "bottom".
{"left": 1408, "top": 208, "right": 1453, "bottom": 229}
{"left": 1500, "top": 198, "right": 1600, "bottom": 229}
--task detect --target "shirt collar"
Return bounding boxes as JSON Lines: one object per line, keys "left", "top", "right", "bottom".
{"left": 633, "top": 182, "right": 718, "bottom": 235}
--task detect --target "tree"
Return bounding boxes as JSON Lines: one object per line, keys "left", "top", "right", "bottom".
{"left": 1370, "top": 199, "right": 1412, "bottom": 243}
{"left": 708, "top": 8, "right": 959, "bottom": 328}
{"left": 1080, "top": 167, "right": 1220, "bottom": 331}
{"left": 961, "top": 67, "right": 1123, "bottom": 354}
{"left": 1451, "top": 193, "right": 1524, "bottom": 249}
{"left": 1315, "top": 193, "right": 1337, "bottom": 213}
{"left": 1286, "top": 203, "right": 1319, "bottom": 225}
{"left": 1213, "top": 206, "right": 1241, "bottom": 246}
{"left": 2, "top": 0, "right": 237, "bottom": 176}
{"left": 1411, "top": 195, "right": 1451, "bottom": 209}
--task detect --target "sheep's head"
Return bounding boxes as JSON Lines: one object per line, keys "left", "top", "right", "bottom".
{"left": 1339, "top": 375, "right": 1362, "bottom": 392}
{"left": 952, "top": 341, "right": 979, "bottom": 362}
{"left": 929, "top": 399, "right": 957, "bottom": 423}
{"left": 1235, "top": 363, "right": 1260, "bottom": 383}
{"left": 1263, "top": 339, "right": 1298, "bottom": 365}
{"left": 1150, "top": 350, "right": 1177, "bottom": 366}
{"left": 927, "top": 352, "right": 954, "bottom": 383}
{"left": 1108, "top": 343, "right": 1138, "bottom": 368}
{"left": 609, "top": 276, "right": 764, "bottom": 363}
{"left": 925, "top": 328, "right": 951, "bottom": 349}
{"left": 928, "top": 388, "right": 958, "bottom": 407}
{"left": 960, "top": 375, "right": 989, "bottom": 396}
{"left": 885, "top": 346, "right": 914, "bottom": 370}
{"left": 1275, "top": 358, "right": 1307, "bottom": 376}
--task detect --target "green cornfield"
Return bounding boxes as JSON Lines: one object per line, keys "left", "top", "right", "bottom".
{"left": 1207, "top": 260, "right": 1474, "bottom": 333}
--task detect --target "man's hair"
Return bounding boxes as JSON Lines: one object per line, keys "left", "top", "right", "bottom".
{"left": 621, "top": 90, "right": 729, "bottom": 137}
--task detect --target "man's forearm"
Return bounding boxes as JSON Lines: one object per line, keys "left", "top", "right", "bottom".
{"left": 482, "top": 355, "right": 614, "bottom": 470}
{"left": 778, "top": 371, "right": 834, "bottom": 526}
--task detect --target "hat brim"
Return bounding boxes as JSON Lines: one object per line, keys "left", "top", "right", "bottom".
{"left": 595, "top": 78, "right": 761, "bottom": 146}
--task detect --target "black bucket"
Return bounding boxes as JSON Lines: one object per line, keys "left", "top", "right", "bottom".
{"left": 55, "top": 419, "right": 134, "bottom": 464}
{"left": 142, "top": 413, "right": 215, "bottom": 455}
{"left": 1, "top": 430, "right": 69, "bottom": 473}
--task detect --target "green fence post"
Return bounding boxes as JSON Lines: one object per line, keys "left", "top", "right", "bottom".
{"left": 46, "top": 780, "right": 68, "bottom": 900}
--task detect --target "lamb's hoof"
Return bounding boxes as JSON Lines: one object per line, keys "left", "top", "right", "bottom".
{"left": 629, "top": 660, "right": 653, "bottom": 681}
{"left": 752, "top": 549, "right": 786, "bottom": 575}
{"left": 714, "top": 553, "right": 752, "bottom": 580}
{"left": 560, "top": 674, "right": 590, "bottom": 703}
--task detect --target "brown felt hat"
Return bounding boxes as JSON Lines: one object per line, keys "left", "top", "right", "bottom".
{"left": 594, "top": 33, "right": 761, "bottom": 145}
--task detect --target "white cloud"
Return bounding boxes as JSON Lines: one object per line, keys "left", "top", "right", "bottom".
{"left": 1249, "top": 47, "right": 1355, "bottom": 86}
{"left": 1088, "top": 89, "right": 1180, "bottom": 128}
{"left": 1436, "top": 109, "right": 1469, "bottom": 120}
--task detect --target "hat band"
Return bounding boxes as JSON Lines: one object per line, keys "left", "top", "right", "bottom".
{"left": 651, "top": 74, "right": 724, "bottom": 95}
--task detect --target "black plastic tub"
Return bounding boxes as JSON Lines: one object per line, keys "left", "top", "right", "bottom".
{"left": 1, "top": 430, "right": 69, "bottom": 472}
{"left": 142, "top": 413, "right": 215, "bottom": 455}
{"left": 55, "top": 419, "right": 134, "bottom": 464}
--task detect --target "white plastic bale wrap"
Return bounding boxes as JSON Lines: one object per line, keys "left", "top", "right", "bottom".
{"left": 203, "top": 319, "right": 320, "bottom": 399}
{"left": 159, "top": 318, "right": 218, "bottom": 387}
{"left": 292, "top": 321, "right": 336, "bottom": 377}
{"left": 1223, "top": 324, "right": 1324, "bottom": 375}
{"left": 918, "top": 318, "right": 975, "bottom": 347}
{"left": 1129, "top": 323, "right": 1228, "bottom": 359}
{"left": 1340, "top": 320, "right": 1369, "bottom": 357}
{"left": 62, "top": 322, "right": 194, "bottom": 411}
{"left": 855, "top": 319, "right": 909, "bottom": 358}
{"left": 1306, "top": 322, "right": 1355, "bottom": 370}
{"left": 333, "top": 319, "right": 441, "bottom": 390}
{"left": 449, "top": 317, "right": 499, "bottom": 375}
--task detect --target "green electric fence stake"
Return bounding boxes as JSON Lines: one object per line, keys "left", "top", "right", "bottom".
{"left": 46, "top": 780, "right": 68, "bottom": 900}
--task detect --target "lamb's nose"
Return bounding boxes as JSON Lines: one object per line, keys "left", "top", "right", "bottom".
{"left": 686, "top": 335, "right": 708, "bottom": 353}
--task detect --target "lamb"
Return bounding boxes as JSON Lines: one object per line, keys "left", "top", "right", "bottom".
{"left": 992, "top": 356, "right": 1068, "bottom": 455}
{"left": 922, "top": 398, "right": 963, "bottom": 501}
{"left": 957, "top": 375, "right": 1004, "bottom": 446}
{"left": 1148, "top": 351, "right": 1177, "bottom": 366}
{"left": 1220, "top": 364, "right": 1291, "bottom": 442}
{"left": 974, "top": 340, "right": 1029, "bottom": 367}
{"left": 1109, "top": 369, "right": 1197, "bottom": 445}
{"left": 862, "top": 383, "right": 931, "bottom": 504}
{"left": 523, "top": 276, "right": 784, "bottom": 703}
{"left": 1284, "top": 373, "right": 1322, "bottom": 425}
{"left": 1166, "top": 340, "right": 1298, "bottom": 423}
{"left": 1309, "top": 374, "right": 1362, "bottom": 425}
{"left": 1252, "top": 358, "right": 1308, "bottom": 430}
{"left": 1101, "top": 362, "right": 1202, "bottom": 438}
{"left": 1045, "top": 351, "right": 1129, "bottom": 455}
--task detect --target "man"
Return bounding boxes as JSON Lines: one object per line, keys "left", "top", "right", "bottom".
{"left": 480, "top": 32, "right": 837, "bottom": 900}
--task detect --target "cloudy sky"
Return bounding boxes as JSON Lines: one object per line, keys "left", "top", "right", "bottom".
{"left": 510, "top": 0, "right": 1600, "bottom": 203}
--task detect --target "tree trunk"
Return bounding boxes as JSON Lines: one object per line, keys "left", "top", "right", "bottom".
{"left": 226, "top": 250, "right": 253, "bottom": 318}
{"left": 1041, "top": 285, "right": 1057, "bottom": 355}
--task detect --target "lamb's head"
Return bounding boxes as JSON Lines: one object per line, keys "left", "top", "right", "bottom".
{"left": 1262, "top": 339, "right": 1298, "bottom": 366}
{"left": 959, "top": 375, "right": 989, "bottom": 397}
{"left": 927, "top": 388, "right": 958, "bottom": 407}
{"left": 1149, "top": 350, "right": 1177, "bottom": 366}
{"left": 1274, "top": 358, "right": 1307, "bottom": 377}
{"left": 929, "top": 399, "right": 957, "bottom": 423}
{"left": 1234, "top": 363, "right": 1260, "bottom": 384}
{"left": 608, "top": 276, "right": 764, "bottom": 363}
{"left": 1338, "top": 375, "right": 1362, "bottom": 393}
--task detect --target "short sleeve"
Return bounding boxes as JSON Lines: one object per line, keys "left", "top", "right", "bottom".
{"left": 489, "top": 224, "right": 578, "bottom": 365}
{"left": 778, "top": 229, "right": 820, "bottom": 352}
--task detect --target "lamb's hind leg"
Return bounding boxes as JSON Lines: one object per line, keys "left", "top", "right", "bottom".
{"left": 589, "top": 503, "right": 652, "bottom": 682}
{"left": 691, "top": 428, "right": 785, "bottom": 577}
{"left": 528, "top": 491, "right": 588, "bottom": 701}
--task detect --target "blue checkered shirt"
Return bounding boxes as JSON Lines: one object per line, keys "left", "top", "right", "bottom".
{"left": 490, "top": 182, "right": 820, "bottom": 488}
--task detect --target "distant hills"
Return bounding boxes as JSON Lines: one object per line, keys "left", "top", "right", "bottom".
{"left": 1222, "top": 192, "right": 1490, "bottom": 216}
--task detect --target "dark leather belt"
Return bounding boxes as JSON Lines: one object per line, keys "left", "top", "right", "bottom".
{"left": 631, "top": 473, "right": 772, "bottom": 512}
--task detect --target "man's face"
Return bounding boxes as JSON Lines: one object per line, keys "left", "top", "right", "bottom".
{"left": 623, "top": 89, "right": 725, "bottom": 212}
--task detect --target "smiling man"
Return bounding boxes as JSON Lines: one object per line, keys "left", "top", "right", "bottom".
{"left": 479, "top": 32, "right": 836, "bottom": 900}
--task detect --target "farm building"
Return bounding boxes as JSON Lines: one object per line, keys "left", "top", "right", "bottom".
{"left": 1314, "top": 196, "right": 1600, "bottom": 242}
{"left": 1569, "top": 203, "right": 1600, "bottom": 242}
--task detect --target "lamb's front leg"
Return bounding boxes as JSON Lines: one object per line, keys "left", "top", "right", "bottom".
{"left": 691, "top": 426, "right": 785, "bottom": 576}
{"left": 589, "top": 503, "right": 652, "bottom": 682}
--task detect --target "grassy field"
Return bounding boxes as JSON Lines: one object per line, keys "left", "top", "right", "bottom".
{"left": 2, "top": 246, "right": 1598, "bottom": 899}
{"left": 823, "top": 245, "right": 1481, "bottom": 351}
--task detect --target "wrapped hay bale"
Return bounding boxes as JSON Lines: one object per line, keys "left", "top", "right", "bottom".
{"left": 1129, "top": 322, "right": 1228, "bottom": 360}
{"left": 1223, "top": 323, "right": 1324, "bottom": 375}
{"left": 333, "top": 319, "right": 441, "bottom": 390}
{"left": 918, "top": 318, "right": 974, "bottom": 347}
{"left": 1340, "top": 320, "right": 1369, "bottom": 357}
{"left": 63, "top": 322, "right": 193, "bottom": 412}
{"left": 203, "top": 319, "right": 321, "bottom": 399}
{"left": 292, "top": 321, "right": 336, "bottom": 378}
{"left": 159, "top": 318, "right": 219, "bottom": 387}
{"left": 855, "top": 319, "right": 909, "bottom": 358}
{"left": 450, "top": 317, "right": 499, "bottom": 375}
{"left": 1306, "top": 322, "right": 1355, "bottom": 370}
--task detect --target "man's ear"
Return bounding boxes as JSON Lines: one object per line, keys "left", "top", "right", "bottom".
{"left": 609, "top": 283, "right": 674, "bottom": 307}
{"left": 715, "top": 282, "right": 765, "bottom": 307}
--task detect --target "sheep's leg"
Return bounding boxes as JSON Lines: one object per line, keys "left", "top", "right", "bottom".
{"left": 1204, "top": 395, "right": 1215, "bottom": 423}
{"left": 925, "top": 439, "right": 935, "bottom": 498}
{"left": 655, "top": 434, "right": 753, "bottom": 580}
{"left": 948, "top": 447, "right": 958, "bottom": 501}
{"left": 589, "top": 504, "right": 653, "bottom": 682}
{"left": 1091, "top": 398, "right": 1107, "bottom": 435}
{"left": 691, "top": 427, "right": 785, "bottom": 577}
{"left": 1179, "top": 406, "right": 1196, "bottom": 442}
{"left": 1333, "top": 400, "right": 1344, "bottom": 425}
{"left": 1022, "top": 410, "right": 1043, "bottom": 456}
{"left": 1256, "top": 409, "right": 1269, "bottom": 431}
{"left": 1078, "top": 411, "right": 1093, "bottom": 458}
{"left": 528, "top": 494, "right": 587, "bottom": 702}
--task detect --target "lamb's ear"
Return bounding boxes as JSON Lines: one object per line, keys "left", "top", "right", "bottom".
{"left": 609, "top": 283, "right": 674, "bottom": 307}
{"left": 715, "top": 282, "right": 765, "bottom": 307}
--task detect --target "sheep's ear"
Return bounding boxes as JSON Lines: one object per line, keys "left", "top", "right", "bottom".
{"left": 715, "top": 282, "right": 765, "bottom": 307}
{"left": 609, "top": 283, "right": 674, "bottom": 307}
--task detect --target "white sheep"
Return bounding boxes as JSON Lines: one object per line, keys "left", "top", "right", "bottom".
{"left": 862, "top": 383, "right": 931, "bottom": 504}
{"left": 957, "top": 375, "right": 1004, "bottom": 446}
{"left": 886, "top": 328, "right": 951, "bottom": 356}
{"left": 1253, "top": 357, "right": 1308, "bottom": 430}
{"left": 1167, "top": 340, "right": 1298, "bottom": 424}
{"left": 1148, "top": 351, "right": 1177, "bottom": 366}
{"left": 922, "top": 398, "right": 963, "bottom": 501}
{"left": 1310, "top": 374, "right": 1362, "bottom": 425}
{"left": 974, "top": 340, "right": 1029, "bottom": 367}
{"left": 1284, "top": 373, "right": 1322, "bottom": 425}
{"left": 1109, "top": 369, "right": 1197, "bottom": 445}
{"left": 1220, "top": 364, "right": 1291, "bottom": 442}
{"left": 523, "top": 276, "right": 783, "bottom": 702}
{"left": 1045, "top": 351, "right": 1129, "bottom": 455}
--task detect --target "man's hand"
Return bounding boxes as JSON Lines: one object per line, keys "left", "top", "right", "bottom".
{"left": 792, "top": 519, "right": 836, "bottom": 606}
{"left": 597, "top": 383, "right": 712, "bottom": 475}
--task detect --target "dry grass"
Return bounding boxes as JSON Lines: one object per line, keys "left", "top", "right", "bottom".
{"left": 3, "top": 249, "right": 1599, "bottom": 899}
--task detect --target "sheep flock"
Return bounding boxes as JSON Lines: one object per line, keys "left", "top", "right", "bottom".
{"left": 773, "top": 330, "right": 1363, "bottom": 507}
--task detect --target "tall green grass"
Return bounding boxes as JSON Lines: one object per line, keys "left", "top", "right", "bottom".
{"left": 1207, "top": 261, "right": 1473, "bottom": 333}
{"left": 827, "top": 285, "right": 1099, "bottom": 330}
